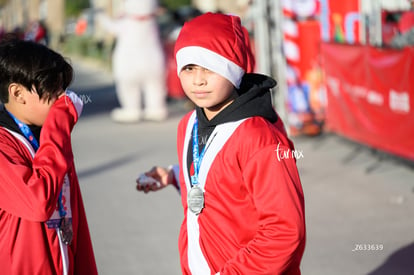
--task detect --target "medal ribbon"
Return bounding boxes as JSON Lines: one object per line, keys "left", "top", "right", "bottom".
{"left": 191, "top": 118, "right": 207, "bottom": 187}
{"left": 7, "top": 110, "right": 66, "bottom": 218}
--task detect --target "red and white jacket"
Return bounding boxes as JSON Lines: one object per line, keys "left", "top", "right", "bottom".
{"left": 176, "top": 109, "right": 306, "bottom": 275}
{"left": 0, "top": 96, "right": 97, "bottom": 275}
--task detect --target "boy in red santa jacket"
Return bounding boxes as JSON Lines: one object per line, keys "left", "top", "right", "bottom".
{"left": 0, "top": 37, "right": 97, "bottom": 275}
{"left": 137, "top": 12, "right": 306, "bottom": 274}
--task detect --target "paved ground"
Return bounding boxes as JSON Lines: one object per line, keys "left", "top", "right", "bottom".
{"left": 69, "top": 58, "right": 414, "bottom": 275}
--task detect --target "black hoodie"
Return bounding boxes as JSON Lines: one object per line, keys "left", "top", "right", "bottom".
{"left": 187, "top": 73, "right": 278, "bottom": 176}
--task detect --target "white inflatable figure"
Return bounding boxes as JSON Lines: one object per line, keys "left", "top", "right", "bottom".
{"left": 97, "top": 0, "right": 168, "bottom": 122}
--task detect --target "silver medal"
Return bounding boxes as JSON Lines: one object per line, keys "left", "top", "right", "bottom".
{"left": 59, "top": 218, "right": 73, "bottom": 245}
{"left": 187, "top": 186, "right": 204, "bottom": 215}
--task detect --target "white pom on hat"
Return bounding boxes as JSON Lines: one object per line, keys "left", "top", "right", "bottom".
{"left": 174, "top": 12, "right": 249, "bottom": 88}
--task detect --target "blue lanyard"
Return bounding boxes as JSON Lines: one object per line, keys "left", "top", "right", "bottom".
{"left": 7, "top": 112, "right": 39, "bottom": 150}
{"left": 191, "top": 118, "right": 207, "bottom": 186}
{"left": 7, "top": 110, "right": 66, "bottom": 218}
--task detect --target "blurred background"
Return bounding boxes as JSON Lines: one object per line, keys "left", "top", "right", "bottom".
{"left": 0, "top": 0, "right": 413, "bottom": 160}
{"left": 1, "top": 0, "right": 413, "bottom": 274}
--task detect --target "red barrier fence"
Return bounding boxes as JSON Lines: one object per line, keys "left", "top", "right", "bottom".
{"left": 321, "top": 43, "right": 414, "bottom": 161}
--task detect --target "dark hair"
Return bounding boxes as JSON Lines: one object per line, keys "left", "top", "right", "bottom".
{"left": 0, "top": 37, "right": 73, "bottom": 103}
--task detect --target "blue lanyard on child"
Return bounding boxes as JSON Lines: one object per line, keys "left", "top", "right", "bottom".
{"left": 191, "top": 118, "right": 206, "bottom": 187}
{"left": 6, "top": 110, "right": 67, "bottom": 218}
{"left": 7, "top": 112, "right": 40, "bottom": 150}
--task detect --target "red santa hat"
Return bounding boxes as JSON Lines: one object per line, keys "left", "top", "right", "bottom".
{"left": 174, "top": 12, "right": 251, "bottom": 88}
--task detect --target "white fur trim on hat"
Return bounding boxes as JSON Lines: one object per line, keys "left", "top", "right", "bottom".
{"left": 176, "top": 46, "right": 245, "bottom": 88}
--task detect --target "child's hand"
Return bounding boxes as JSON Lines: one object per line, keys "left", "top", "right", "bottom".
{"left": 136, "top": 166, "right": 171, "bottom": 193}
{"left": 65, "top": 90, "right": 83, "bottom": 118}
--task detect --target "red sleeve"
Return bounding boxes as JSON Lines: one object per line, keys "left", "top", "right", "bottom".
{"left": 0, "top": 95, "right": 78, "bottom": 221}
{"left": 221, "top": 121, "right": 306, "bottom": 274}
{"left": 176, "top": 111, "right": 193, "bottom": 153}
{"left": 70, "top": 170, "right": 98, "bottom": 275}
{"left": 176, "top": 111, "right": 193, "bottom": 181}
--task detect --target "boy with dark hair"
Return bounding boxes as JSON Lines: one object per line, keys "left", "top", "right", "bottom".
{"left": 137, "top": 12, "right": 306, "bottom": 274}
{"left": 0, "top": 38, "right": 97, "bottom": 274}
